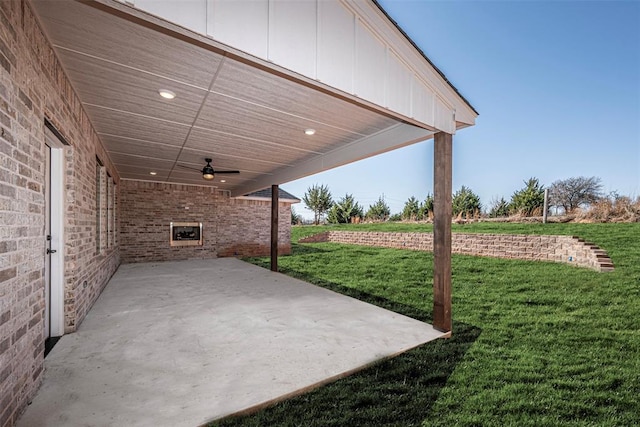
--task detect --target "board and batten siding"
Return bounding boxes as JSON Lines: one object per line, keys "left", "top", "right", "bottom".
{"left": 127, "top": 0, "right": 469, "bottom": 134}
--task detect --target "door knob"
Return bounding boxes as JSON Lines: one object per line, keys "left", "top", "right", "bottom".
{"left": 47, "top": 248, "right": 57, "bottom": 254}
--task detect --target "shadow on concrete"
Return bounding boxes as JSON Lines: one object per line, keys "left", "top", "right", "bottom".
{"left": 212, "top": 264, "right": 481, "bottom": 427}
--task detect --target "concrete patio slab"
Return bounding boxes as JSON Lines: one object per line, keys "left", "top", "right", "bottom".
{"left": 18, "top": 258, "right": 445, "bottom": 426}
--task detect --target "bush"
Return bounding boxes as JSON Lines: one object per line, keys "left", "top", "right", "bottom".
{"left": 579, "top": 194, "right": 640, "bottom": 222}
{"left": 452, "top": 186, "right": 481, "bottom": 219}
{"left": 327, "top": 194, "right": 363, "bottom": 224}
{"left": 291, "top": 207, "right": 302, "bottom": 225}
{"left": 366, "top": 195, "right": 391, "bottom": 222}
{"left": 510, "top": 177, "right": 545, "bottom": 216}
{"left": 488, "top": 197, "right": 510, "bottom": 218}
{"left": 419, "top": 194, "right": 434, "bottom": 220}
{"left": 402, "top": 197, "right": 421, "bottom": 221}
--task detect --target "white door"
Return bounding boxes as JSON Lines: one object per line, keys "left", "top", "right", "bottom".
{"left": 44, "top": 144, "right": 51, "bottom": 338}
{"left": 44, "top": 127, "right": 65, "bottom": 343}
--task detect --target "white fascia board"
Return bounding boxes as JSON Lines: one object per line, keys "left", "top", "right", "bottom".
{"left": 231, "top": 123, "right": 434, "bottom": 197}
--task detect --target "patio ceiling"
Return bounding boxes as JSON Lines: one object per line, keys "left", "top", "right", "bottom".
{"left": 32, "top": 0, "right": 438, "bottom": 196}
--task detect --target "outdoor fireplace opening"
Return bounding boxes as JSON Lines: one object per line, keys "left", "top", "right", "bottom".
{"left": 170, "top": 222, "right": 203, "bottom": 247}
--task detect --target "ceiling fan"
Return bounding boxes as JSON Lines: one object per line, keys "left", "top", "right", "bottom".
{"left": 176, "top": 158, "right": 240, "bottom": 181}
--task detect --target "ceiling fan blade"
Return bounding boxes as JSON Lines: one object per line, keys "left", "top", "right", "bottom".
{"left": 214, "top": 170, "right": 240, "bottom": 174}
{"left": 176, "top": 164, "right": 202, "bottom": 172}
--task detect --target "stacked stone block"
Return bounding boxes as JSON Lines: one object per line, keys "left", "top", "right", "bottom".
{"left": 300, "top": 231, "right": 614, "bottom": 272}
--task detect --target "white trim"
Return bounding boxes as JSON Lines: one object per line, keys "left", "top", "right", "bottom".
{"left": 50, "top": 148, "right": 65, "bottom": 337}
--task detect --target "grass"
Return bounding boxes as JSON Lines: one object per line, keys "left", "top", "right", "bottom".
{"left": 211, "top": 222, "right": 640, "bottom": 426}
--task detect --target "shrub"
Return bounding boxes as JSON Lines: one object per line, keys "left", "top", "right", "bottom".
{"left": 402, "top": 196, "right": 421, "bottom": 221}
{"left": 510, "top": 177, "right": 545, "bottom": 216}
{"left": 488, "top": 197, "right": 510, "bottom": 218}
{"left": 419, "top": 194, "right": 434, "bottom": 220}
{"left": 366, "top": 195, "right": 391, "bottom": 222}
{"left": 452, "top": 186, "right": 481, "bottom": 219}
{"left": 291, "top": 207, "right": 302, "bottom": 225}
{"left": 327, "top": 194, "right": 363, "bottom": 224}
{"left": 579, "top": 194, "right": 640, "bottom": 222}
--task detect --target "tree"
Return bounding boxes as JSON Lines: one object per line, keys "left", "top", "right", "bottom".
{"left": 365, "top": 195, "right": 390, "bottom": 222}
{"left": 302, "top": 184, "right": 333, "bottom": 225}
{"left": 488, "top": 197, "right": 510, "bottom": 218}
{"left": 327, "top": 194, "right": 363, "bottom": 224}
{"left": 510, "top": 177, "right": 545, "bottom": 216}
{"left": 290, "top": 207, "right": 302, "bottom": 225}
{"left": 402, "top": 196, "right": 420, "bottom": 220}
{"left": 419, "top": 194, "right": 435, "bottom": 220}
{"left": 549, "top": 176, "right": 603, "bottom": 214}
{"left": 452, "top": 186, "right": 481, "bottom": 219}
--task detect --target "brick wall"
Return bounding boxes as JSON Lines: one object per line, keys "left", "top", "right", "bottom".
{"left": 0, "top": 1, "right": 120, "bottom": 425}
{"left": 119, "top": 180, "right": 292, "bottom": 263}
{"left": 300, "top": 231, "right": 614, "bottom": 272}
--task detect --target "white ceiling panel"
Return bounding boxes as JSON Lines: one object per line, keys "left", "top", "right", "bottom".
{"left": 214, "top": 60, "right": 399, "bottom": 137}
{"left": 85, "top": 106, "right": 190, "bottom": 147}
{"left": 183, "top": 126, "right": 308, "bottom": 166}
{"left": 195, "top": 93, "right": 362, "bottom": 154}
{"left": 57, "top": 50, "right": 208, "bottom": 125}
{"left": 100, "top": 135, "right": 182, "bottom": 161}
{"left": 34, "top": 0, "right": 222, "bottom": 89}
{"left": 179, "top": 146, "right": 291, "bottom": 170}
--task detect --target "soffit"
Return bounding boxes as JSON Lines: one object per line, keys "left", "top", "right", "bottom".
{"left": 32, "top": 0, "right": 433, "bottom": 196}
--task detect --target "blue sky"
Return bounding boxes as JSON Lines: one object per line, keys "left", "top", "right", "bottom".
{"left": 284, "top": 0, "right": 640, "bottom": 219}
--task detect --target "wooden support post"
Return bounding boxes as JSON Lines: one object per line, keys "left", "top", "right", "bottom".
{"left": 433, "top": 132, "right": 452, "bottom": 333}
{"left": 271, "top": 184, "right": 279, "bottom": 272}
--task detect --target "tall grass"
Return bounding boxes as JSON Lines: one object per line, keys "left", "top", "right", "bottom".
{"left": 212, "top": 223, "right": 640, "bottom": 426}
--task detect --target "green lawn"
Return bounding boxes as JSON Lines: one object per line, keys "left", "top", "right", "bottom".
{"left": 212, "top": 222, "right": 640, "bottom": 427}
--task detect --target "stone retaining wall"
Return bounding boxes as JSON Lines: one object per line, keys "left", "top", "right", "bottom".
{"left": 300, "top": 231, "right": 614, "bottom": 272}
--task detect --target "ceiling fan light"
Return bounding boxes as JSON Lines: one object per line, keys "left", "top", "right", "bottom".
{"left": 202, "top": 164, "right": 215, "bottom": 180}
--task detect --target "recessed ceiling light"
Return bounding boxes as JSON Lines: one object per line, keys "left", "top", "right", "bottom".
{"left": 149, "top": 171, "right": 157, "bottom": 176}
{"left": 158, "top": 89, "right": 176, "bottom": 99}
{"left": 304, "top": 128, "right": 316, "bottom": 136}
{"left": 220, "top": 179, "right": 226, "bottom": 183}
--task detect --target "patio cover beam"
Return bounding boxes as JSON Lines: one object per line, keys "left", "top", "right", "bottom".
{"left": 433, "top": 132, "right": 452, "bottom": 333}
{"left": 271, "top": 184, "right": 279, "bottom": 272}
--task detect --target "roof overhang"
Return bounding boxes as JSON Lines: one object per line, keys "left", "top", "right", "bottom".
{"left": 31, "top": 0, "right": 477, "bottom": 197}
